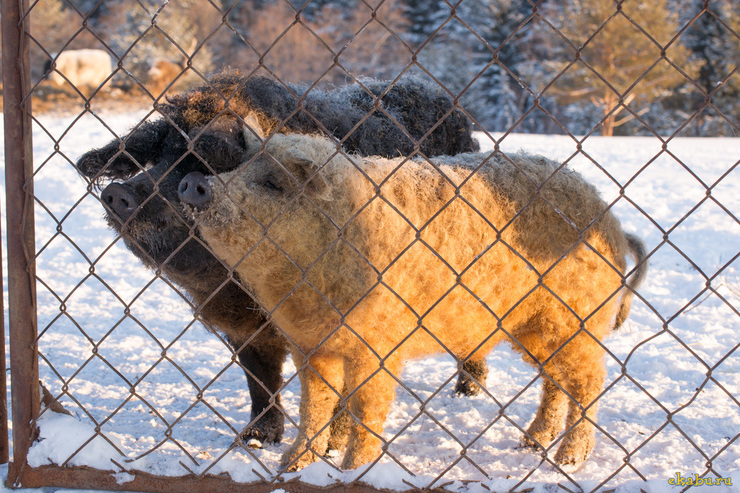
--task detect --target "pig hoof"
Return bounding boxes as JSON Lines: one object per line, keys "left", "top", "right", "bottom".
{"left": 240, "top": 421, "right": 284, "bottom": 447}
{"left": 281, "top": 447, "right": 318, "bottom": 472}
{"left": 520, "top": 425, "right": 559, "bottom": 450}
{"left": 552, "top": 426, "right": 593, "bottom": 472}
{"left": 518, "top": 435, "right": 539, "bottom": 450}
{"left": 455, "top": 359, "right": 488, "bottom": 397}
{"left": 454, "top": 376, "right": 483, "bottom": 397}
{"left": 556, "top": 459, "right": 581, "bottom": 474}
{"left": 554, "top": 446, "right": 588, "bottom": 473}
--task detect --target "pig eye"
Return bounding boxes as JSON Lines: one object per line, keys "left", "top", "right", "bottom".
{"left": 262, "top": 179, "right": 282, "bottom": 192}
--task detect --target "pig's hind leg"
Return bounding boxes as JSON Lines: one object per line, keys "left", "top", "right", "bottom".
{"left": 521, "top": 377, "right": 568, "bottom": 451}
{"left": 455, "top": 355, "right": 489, "bottom": 397}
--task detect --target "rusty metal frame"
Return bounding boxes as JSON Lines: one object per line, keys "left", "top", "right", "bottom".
{"left": 0, "top": 145, "right": 7, "bottom": 466}
{"left": 2, "top": 0, "right": 39, "bottom": 484}
{"left": 15, "top": 465, "right": 446, "bottom": 493}
{"left": 1, "top": 0, "right": 738, "bottom": 491}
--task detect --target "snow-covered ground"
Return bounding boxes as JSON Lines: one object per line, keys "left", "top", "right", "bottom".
{"left": 1, "top": 110, "right": 738, "bottom": 493}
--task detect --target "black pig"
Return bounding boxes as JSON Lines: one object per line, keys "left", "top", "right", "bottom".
{"left": 76, "top": 73, "right": 486, "bottom": 448}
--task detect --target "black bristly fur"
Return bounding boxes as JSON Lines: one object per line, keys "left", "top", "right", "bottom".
{"left": 75, "top": 73, "right": 484, "bottom": 447}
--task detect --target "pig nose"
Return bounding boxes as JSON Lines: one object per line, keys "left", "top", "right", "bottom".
{"left": 178, "top": 172, "right": 212, "bottom": 208}
{"left": 101, "top": 182, "right": 137, "bottom": 222}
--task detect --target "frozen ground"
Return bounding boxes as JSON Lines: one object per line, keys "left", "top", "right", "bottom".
{"left": 0, "top": 110, "right": 738, "bottom": 493}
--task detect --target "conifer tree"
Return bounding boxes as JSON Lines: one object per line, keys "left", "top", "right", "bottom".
{"left": 539, "top": 0, "right": 696, "bottom": 136}
{"left": 680, "top": 0, "right": 739, "bottom": 129}
{"left": 460, "top": 0, "right": 531, "bottom": 131}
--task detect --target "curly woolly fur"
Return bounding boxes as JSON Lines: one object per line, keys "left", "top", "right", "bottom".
{"left": 186, "top": 131, "right": 649, "bottom": 472}
{"left": 74, "top": 73, "right": 482, "bottom": 448}
{"left": 78, "top": 73, "right": 479, "bottom": 183}
{"left": 166, "top": 73, "right": 479, "bottom": 158}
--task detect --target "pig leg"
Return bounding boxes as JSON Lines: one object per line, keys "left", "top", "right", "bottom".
{"left": 234, "top": 334, "right": 350, "bottom": 453}
{"left": 341, "top": 355, "right": 401, "bottom": 470}
{"left": 510, "top": 322, "right": 577, "bottom": 457}
{"left": 236, "top": 338, "right": 288, "bottom": 447}
{"left": 550, "top": 333, "right": 606, "bottom": 471}
{"left": 325, "top": 384, "right": 351, "bottom": 455}
{"left": 455, "top": 355, "right": 489, "bottom": 397}
{"left": 521, "top": 376, "right": 568, "bottom": 450}
{"left": 281, "top": 349, "right": 344, "bottom": 471}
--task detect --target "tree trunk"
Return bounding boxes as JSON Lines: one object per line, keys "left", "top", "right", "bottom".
{"left": 601, "top": 90, "right": 618, "bottom": 137}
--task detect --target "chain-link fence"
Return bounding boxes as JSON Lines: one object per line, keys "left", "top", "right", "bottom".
{"left": 2, "top": 0, "right": 739, "bottom": 492}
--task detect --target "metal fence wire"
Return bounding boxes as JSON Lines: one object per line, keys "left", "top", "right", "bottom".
{"left": 2, "top": 0, "right": 739, "bottom": 492}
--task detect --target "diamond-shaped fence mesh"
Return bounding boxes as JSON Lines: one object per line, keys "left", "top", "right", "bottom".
{"left": 1, "top": 0, "right": 739, "bottom": 492}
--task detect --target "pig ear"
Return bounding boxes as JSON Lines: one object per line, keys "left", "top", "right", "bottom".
{"left": 75, "top": 119, "right": 168, "bottom": 181}
{"left": 241, "top": 114, "right": 265, "bottom": 155}
{"left": 284, "top": 150, "right": 331, "bottom": 199}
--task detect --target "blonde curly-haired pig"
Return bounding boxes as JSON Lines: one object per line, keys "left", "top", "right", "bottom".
{"left": 179, "top": 131, "right": 648, "bottom": 472}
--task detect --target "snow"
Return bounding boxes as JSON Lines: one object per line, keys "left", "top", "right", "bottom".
{"left": 1, "top": 110, "right": 738, "bottom": 493}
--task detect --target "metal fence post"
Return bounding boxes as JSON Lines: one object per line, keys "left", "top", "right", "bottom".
{"left": 0, "top": 219, "right": 8, "bottom": 466}
{"left": 2, "top": 0, "right": 40, "bottom": 485}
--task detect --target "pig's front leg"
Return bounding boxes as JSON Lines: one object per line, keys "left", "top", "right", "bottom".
{"left": 281, "top": 349, "right": 345, "bottom": 471}
{"left": 341, "top": 354, "right": 401, "bottom": 470}
{"left": 236, "top": 335, "right": 288, "bottom": 447}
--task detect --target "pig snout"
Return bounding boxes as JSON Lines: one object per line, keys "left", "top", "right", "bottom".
{"left": 101, "top": 182, "right": 137, "bottom": 222}
{"left": 178, "top": 172, "right": 213, "bottom": 208}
